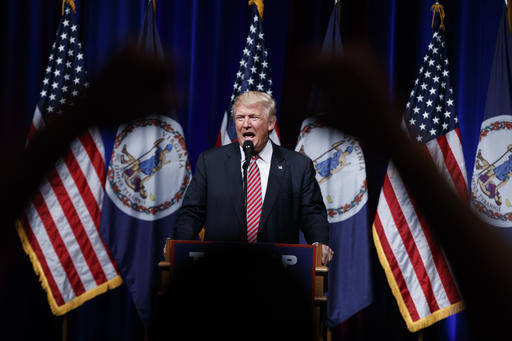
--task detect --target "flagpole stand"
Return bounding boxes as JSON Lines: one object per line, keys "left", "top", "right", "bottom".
{"left": 157, "top": 240, "right": 172, "bottom": 296}
{"left": 314, "top": 244, "right": 331, "bottom": 341}
{"left": 61, "top": 315, "right": 68, "bottom": 341}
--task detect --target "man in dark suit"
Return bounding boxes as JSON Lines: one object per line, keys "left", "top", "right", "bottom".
{"left": 173, "top": 91, "right": 333, "bottom": 264}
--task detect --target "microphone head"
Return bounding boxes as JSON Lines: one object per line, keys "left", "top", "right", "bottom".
{"left": 243, "top": 140, "right": 254, "bottom": 152}
{"left": 243, "top": 140, "right": 254, "bottom": 160}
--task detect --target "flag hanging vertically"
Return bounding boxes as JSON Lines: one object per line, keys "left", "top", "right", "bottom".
{"left": 295, "top": 0, "right": 373, "bottom": 327}
{"left": 99, "top": 0, "right": 191, "bottom": 325}
{"left": 217, "top": 0, "right": 280, "bottom": 146}
{"left": 471, "top": 5, "right": 512, "bottom": 227}
{"left": 16, "top": 1, "right": 121, "bottom": 315}
{"left": 372, "top": 4, "right": 467, "bottom": 332}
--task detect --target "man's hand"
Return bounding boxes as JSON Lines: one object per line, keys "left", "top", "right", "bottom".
{"left": 320, "top": 244, "right": 334, "bottom": 265}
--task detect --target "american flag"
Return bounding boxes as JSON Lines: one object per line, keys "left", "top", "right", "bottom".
{"left": 372, "top": 17, "right": 467, "bottom": 331}
{"left": 217, "top": 1, "right": 280, "bottom": 146}
{"left": 16, "top": 3, "right": 121, "bottom": 315}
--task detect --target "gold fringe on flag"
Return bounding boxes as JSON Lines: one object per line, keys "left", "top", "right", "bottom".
{"left": 248, "top": 0, "right": 264, "bottom": 19}
{"left": 16, "top": 220, "right": 123, "bottom": 316}
{"left": 152, "top": 0, "right": 157, "bottom": 16}
{"left": 430, "top": 1, "right": 446, "bottom": 31}
{"left": 62, "top": 0, "right": 76, "bottom": 15}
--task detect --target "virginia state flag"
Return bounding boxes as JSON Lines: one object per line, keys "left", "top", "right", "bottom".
{"left": 295, "top": 1, "right": 373, "bottom": 326}
{"left": 99, "top": 1, "right": 191, "bottom": 325}
{"left": 471, "top": 6, "right": 512, "bottom": 227}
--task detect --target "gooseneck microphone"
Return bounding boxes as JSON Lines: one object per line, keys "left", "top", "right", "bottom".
{"left": 242, "top": 140, "right": 254, "bottom": 170}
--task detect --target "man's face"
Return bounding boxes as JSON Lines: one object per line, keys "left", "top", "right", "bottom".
{"left": 234, "top": 103, "right": 276, "bottom": 153}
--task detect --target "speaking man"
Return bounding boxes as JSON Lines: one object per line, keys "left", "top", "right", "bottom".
{"left": 173, "top": 91, "right": 333, "bottom": 264}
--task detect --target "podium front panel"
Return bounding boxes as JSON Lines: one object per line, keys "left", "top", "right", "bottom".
{"left": 169, "top": 240, "right": 315, "bottom": 303}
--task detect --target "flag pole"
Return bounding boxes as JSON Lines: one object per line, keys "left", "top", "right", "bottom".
{"left": 61, "top": 315, "right": 68, "bottom": 341}
{"left": 336, "top": 0, "right": 341, "bottom": 32}
{"left": 58, "top": 4, "right": 74, "bottom": 341}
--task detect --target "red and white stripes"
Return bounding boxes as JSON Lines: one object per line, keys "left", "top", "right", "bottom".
{"left": 373, "top": 127, "right": 466, "bottom": 331}
{"left": 425, "top": 128, "right": 468, "bottom": 198}
{"left": 17, "top": 107, "right": 121, "bottom": 315}
{"left": 246, "top": 157, "right": 262, "bottom": 243}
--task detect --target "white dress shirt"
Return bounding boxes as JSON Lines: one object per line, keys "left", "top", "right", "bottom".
{"left": 238, "top": 140, "right": 323, "bottom": 246}
{"left": 239, "top": 139, "right": 273, "bottom": 202}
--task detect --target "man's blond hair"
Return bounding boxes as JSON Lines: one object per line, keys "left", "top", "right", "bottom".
{"left": 231, "top": 91, "right": 276, "bottom": 119}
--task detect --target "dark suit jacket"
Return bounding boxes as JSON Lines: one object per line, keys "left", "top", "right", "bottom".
{"left": 173, "top": 142, "right": 329, "bottom": 244}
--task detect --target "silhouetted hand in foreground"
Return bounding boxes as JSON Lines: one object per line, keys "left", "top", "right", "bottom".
{"left": 2, "top": 45, "right": 176, "bottom": 231}
{"left": 304, "top": 44, "right": 512, "bottom": 340}
{"left": 0, "top": 46, "right": 176, "bottom": 334}
{"left": 82, "top": 45, "right": 175, "bottom": 128}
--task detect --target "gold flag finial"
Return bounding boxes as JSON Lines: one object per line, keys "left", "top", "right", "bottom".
{"left": 430, "top": 2, "right": 446, "bottom": 31}
{"left": 152, "top": 0, "right": 157, "bottom": 16}
{"left": 62, "top": 0, "right": 76, "bottom": 15}
{"left": 248, "top": 0, "right": 264, "bottom": 20}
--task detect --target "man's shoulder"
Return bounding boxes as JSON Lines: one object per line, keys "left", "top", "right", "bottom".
{"left": 199, "top": 142, "right": 239, "bottom": 160}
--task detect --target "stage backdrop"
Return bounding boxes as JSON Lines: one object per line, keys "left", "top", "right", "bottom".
{"left": 0, "top": 0, "right": 504, "bottom": 340}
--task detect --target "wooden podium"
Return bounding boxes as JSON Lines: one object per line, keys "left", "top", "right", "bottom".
{"left": 158, "top": 239, "right": 331, "bottom": 341}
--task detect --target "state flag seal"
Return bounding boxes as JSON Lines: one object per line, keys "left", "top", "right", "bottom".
{"left": 471, "top": 115, "right": 512, "bottom": 227}
{"left": 106, "top": 115, "right": 191, "bottom": 221}
{"left": 296, "top": 117, "right": 367, "bottom": 223}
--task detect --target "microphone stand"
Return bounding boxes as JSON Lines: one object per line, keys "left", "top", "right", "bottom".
{"left": 242, "top": 157, "right": 250, "bottom": 233}
{"left": 242, "top": 140, "right": 253, "bottom": 241}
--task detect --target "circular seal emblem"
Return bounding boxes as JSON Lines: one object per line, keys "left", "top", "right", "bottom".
{"left": 471, "top": 114, "right": 512, "bottom": 227}
{"left": 296, "top": 118, "right": 368, "bottom": 223}
{"left": 106, "top": 115, "right": 191, "bottom": 221}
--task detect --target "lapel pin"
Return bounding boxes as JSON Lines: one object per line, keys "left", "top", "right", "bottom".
{"left": 277, "top": 165, "right": 283, "bottom": 170}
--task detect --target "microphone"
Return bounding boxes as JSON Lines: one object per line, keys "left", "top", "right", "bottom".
{"left": 242, "top": 141, "right": 254, "bottom": 224}
{"left": 242, "top": 140, "right": 254, "bottom": 170}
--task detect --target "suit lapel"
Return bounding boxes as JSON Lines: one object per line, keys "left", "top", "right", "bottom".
{"left": 259, "top": 143, "right": 285, "bottom": 230}
{"left": 226, "top": 143, "right": 246, "bottom": 234}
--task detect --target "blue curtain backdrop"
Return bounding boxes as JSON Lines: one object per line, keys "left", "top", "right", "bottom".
{"left": 0, "top": 0, "right": 504, "bottom": 340}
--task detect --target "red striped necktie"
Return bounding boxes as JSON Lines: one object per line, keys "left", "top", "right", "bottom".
{"left": 246, "top": 156, "right": 262, "bottom": 243}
